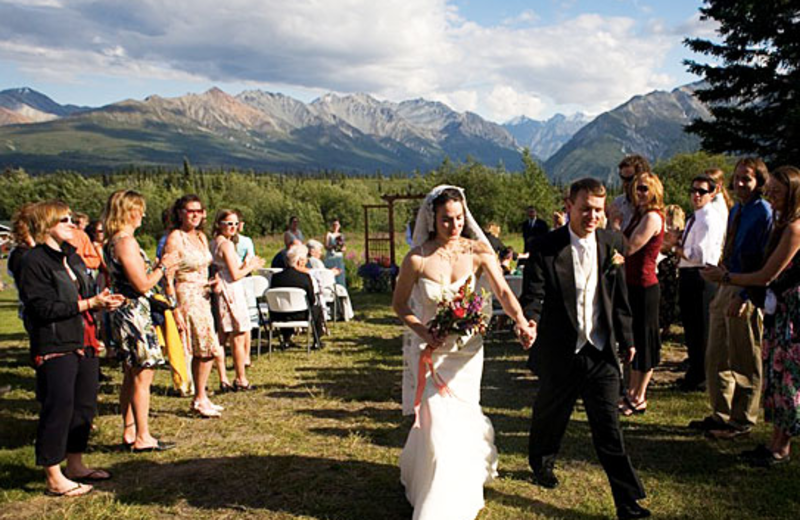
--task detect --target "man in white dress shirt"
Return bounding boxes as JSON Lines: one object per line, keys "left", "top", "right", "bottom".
{"left": 667, "top": 175, "right": 728, "bottom": 391}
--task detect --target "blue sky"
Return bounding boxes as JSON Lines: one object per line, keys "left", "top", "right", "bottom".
{"left": 0, "top": 0, "right": 716, "bottom": 122}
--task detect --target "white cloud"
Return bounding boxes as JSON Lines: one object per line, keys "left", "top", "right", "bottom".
{"left": 0, "top": 0, "right": 694, "bottom": 121}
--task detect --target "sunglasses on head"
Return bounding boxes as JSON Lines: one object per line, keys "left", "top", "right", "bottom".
{"left": 689, "top": 187, "right": 711, "bottom": 196}
{"left": 635, "top": 185, "right": 649, "bottom": 193}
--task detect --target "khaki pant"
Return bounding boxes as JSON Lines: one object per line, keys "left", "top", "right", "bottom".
{"left": 705, "top": 284, "right": 763, "bottom": 428}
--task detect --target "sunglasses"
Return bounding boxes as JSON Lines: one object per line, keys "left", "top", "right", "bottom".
{"left": 220, "top": 221, "right": 239, "bottom": 227}
{"left": 58, "top": 215, "right": 74, "bottom": 224}
{"left": 184, "top": 208, "right": 204, "bottom": 215}
{"left": 689, "top": 187, "right": 711, "bottom": 196}
{"left": 635, "top": 185, "right": 649, "bottom": 193}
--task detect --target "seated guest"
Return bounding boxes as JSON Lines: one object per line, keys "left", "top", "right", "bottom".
{"left": 19, "top": 201, "right": 124, "bottom": 497}
{"left": 307, "top": 240, "right": 339, "bottom": 273}
{"left": 499, "top": 246, "right": 519, "bottom": 276}
{"left": 272, "top": 239, "right": 301, "bottom": 269}
{"left": 269, "top": 244, "right": 325, "bottom": 349}
{"left": 484, "top": 222, "right": 505, "bottom": 253}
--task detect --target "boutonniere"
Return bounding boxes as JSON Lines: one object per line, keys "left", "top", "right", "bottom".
{"left": 603, "top": 247, "right": 625, "bottom": 275}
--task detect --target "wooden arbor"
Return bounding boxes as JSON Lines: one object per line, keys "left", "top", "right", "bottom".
{"left": 363, "top": 193, "right": 425, "bottom": 285}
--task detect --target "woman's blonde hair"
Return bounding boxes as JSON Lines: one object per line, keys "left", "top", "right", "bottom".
{"left": 664, "top": 204, "right": 686, "bottom": 231}
{"left": 103, "top": 189, "right": 146, "bottom": 240}
{"left": 633, "top": 172, "right": 665, "bottom": 214}
{"left": 705, "top": 168, "right": 733, "bottom": 209}
{"left": 486, "top": 222, "right": 501, "bottom": 237}
{"left": 29, "top": 200, "right": 70, "bottom": 243}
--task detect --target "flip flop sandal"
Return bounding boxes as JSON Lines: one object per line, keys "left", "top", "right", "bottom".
{"left": 66, "top": 469, "right": 112, "bottom": 482}
{"left": 44, "top": 483, "right": 93, "bottom": 497}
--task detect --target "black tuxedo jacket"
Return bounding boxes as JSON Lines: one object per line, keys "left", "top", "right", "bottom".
{"left": 519, "top": 226, "right": 633, "bottom": 377}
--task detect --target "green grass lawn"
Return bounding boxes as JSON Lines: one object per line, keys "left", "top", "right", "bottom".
{"left": 1, "top": 257, "right": 798, "bottom": 519}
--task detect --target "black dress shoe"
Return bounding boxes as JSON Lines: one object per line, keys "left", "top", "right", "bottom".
{"left": 532, "top": 463, "right": 559, "bottom": 489}
{"left": 617, "top": 501, "right": 651, "bottom": 519}
{"left": 688, "top": 416, "right": 725, "bottom": 431}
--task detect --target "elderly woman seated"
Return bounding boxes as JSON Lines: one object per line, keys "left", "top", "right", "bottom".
{"left": 306, "top": 239, "right": 353, "bottom": 321}
{"left": 269, "top": 243, "right": 326, "bottom": 349}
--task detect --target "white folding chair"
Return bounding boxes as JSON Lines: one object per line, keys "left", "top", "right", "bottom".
{"left": 311, "top": 268, "right": 339, "bottom": 322}
{"left": 263, "top": 287, "right": 313, "bottom": 355}
{"left": 242, "top": 275, "right": 270, "bottom": 357}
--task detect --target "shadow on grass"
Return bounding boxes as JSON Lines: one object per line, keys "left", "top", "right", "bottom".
{"left": 106, "top": 454, "right": 411, "bottom": 520}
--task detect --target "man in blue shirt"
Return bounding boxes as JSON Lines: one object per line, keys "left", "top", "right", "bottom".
{"left": 690, "top": 158, "right": 772, "bottom": 438}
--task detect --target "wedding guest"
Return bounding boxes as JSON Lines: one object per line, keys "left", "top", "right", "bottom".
{"left": 20, "top": 201, "right": 124, "bottom": 497}
{"left": 499, "top": 246, "right": 519, "bottom": 276}
{"left": 284, "top": 215, "right": 304, "bottom": 247}
{"left": 609, "top": 154, "right": 651, "bottom": 232}
{"left": 324, "top": 218, "right": 346, "bottom": 286}
{"left": 522, "top": 206, "right": 549, "bottom": 253}
{"left": 232, "top": 210, "right": 255, "bottom": 263}
{"left": 211, "top": 210, "right": 265, "bottom": 390}
{"left": 73, "top": 212, "right": 89, "bottom": 231}
{"left": 269, "top": 244, "right": 325, "bottom": 349}
{"left": 8, "top": 202, "right": 37, "bottom": 286}
{"left": 552, "top": 209, "right": 567, "bottom": 228}
{"left": 621, "top": 172, "right": 665, "bottom": 415}
{"left": 706, "top": 168, "right": 734, "bottom": 217}
{"left": 690, "top": 157, "right": 772, "bottom": 439}
{"left": 484, "top": 222, "right": 506, "bottom": 253}
{"left": 666, "top": 175, "right": 727, "bottom": 391}
{"left": 658, "top": 205, "right": 685, "bottom": 335}
{"left": 155, "top": 209, "right": 171, "bottom": 260}
{"left": 104, "top": 190, "right": 179, "bottom": 451}
{"left": 163, "top": 195, "right": 227, "bottom": 417}
{"left": 233, "top": 210, "right": 256, "bottom": 367}
{"left": 702, "top": 165, "right": 800, "bottom": 466}
{"left": 307, "top": 240, "right": 333, "bottom": 271}
{"left": 66, "top": 213, "right": 102, "bottom": 273}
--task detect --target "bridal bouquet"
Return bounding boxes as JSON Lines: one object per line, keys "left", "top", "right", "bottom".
{"left": 428, "top": 280, "right": 489, "bottom": 348}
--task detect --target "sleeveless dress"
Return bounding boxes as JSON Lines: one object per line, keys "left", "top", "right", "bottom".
{"left": 173, "top": 231, "right": 220, "bottom": 358}
{"left": 400, "top": 266, "right": 498, "bottom": 520}
{"left": 105, "top": 240, "right": 165, "bottom": 368}
{"left": 762, "top": 251, "right": 800, "bottom": 436}
{"left": 324, "top": 232, "right": 347, "bottom": 286}
{"left": 211, "top": 236, "right": 251, "bottom": 334}
{"left": 623, "top": 210, "right": 664, "bottom": 372}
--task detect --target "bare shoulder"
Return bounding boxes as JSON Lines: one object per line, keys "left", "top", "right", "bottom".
{"left": 469, "top": 238, "right": 494, "bottom": 256}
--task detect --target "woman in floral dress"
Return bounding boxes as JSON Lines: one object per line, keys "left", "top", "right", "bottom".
{"left": 163, "top": 194, "right": 225, "bottom": 418}
{"left": 703, "top": 165, "right": 800, "bottom": 467}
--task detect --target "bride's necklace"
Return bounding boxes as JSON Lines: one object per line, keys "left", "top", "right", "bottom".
{"left": 434, "top": 238, "right": 465, "bottom": 263}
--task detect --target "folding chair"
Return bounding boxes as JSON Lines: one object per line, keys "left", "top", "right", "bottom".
{"left": 263, "top": 287, "right": 314, "bottom": 355}
{"left": 242, "top": 275, "right": 269, "bottom": 357}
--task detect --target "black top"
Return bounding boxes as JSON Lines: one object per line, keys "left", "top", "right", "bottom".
{"left": 270, "top": 267, "right": 317, "bottom": 307}
{"left": 7, "top": 244, "right": 31, "bottom": 285}
{"left": 18, "top": 243, "right": 94, "bottom": 357}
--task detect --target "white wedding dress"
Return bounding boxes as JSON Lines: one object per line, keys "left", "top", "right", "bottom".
{"left": 400, "top": 271, "right": 498, "bottom": 520}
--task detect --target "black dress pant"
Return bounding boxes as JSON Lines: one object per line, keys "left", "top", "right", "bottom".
{"left": 35, "top": 352, "right": 99, "bottom": 467}
{"left": 679, "top": 268, "right": 716, "bottom": 386}
{"left": 529, "top": 346, "right": 645, "bottom": 506}
{"left": 272, "top": 305, "right": 325, "bottom": 345}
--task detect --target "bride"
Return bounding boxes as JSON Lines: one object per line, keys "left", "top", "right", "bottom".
{"left": 392, "top": 185, "right": 536, "bottom": 520}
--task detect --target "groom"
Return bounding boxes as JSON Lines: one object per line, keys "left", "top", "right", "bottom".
{"left": 519, "top": 178, "right": 649, "bottom": 519}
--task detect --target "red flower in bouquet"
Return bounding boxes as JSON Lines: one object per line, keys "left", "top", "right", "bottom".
{"left": 427, "top": 279, "right": 489, "bottom": 348}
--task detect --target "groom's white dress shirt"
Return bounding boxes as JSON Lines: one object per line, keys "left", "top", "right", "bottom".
{"left": 568, "top": 226, "right": 605, "bottom": 353}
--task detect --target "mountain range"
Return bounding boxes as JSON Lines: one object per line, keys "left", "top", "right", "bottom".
{"left": 0, "top": 83, "right": 711, "bottom": 180}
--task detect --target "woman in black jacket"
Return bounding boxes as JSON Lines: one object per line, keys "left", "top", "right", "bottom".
{"left": 19, "top": 200, "right": 124, "bottom": 497}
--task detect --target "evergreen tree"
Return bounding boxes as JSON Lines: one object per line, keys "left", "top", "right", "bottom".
{"left": 684, "top": 0, "right": 800, "bottom": 166}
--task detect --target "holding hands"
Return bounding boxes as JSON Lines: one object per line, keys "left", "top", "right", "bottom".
{"left": 515, "top": 319, "right": 537, "bottom": 350}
